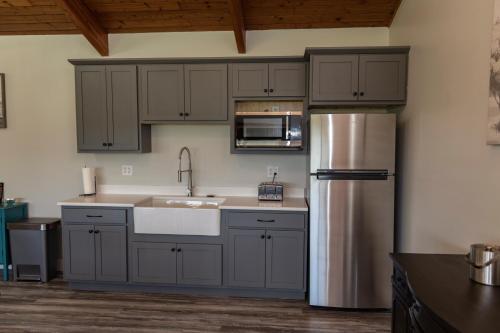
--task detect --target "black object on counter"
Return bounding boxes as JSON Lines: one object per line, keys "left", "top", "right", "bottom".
{"left": 7, "top": 218, "right": 60, "bottom": 282}
{"left": 0, "top": 182, "right": 3, "bottom": 203}
{"left": 391, "top": 253, "right": 500, "bottom": 333}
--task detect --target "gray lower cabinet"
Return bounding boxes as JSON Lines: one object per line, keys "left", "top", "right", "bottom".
{"left": 139, "top": 64, "right": 185, "bottom": 121}
{"left": 63, "top": 224, "right": 127, "bottom": 282}
{"left": 131, "top": 242, "right": 177, "bottom": 284}
{"left": 227, "top": 228, "right": 304, "bottom": 290}
{"left": 95, "top": 225, "right": 127, "bottom": 282}
{"left": 265, "top": 230, "right": 304, "bottom": 290}
{"left": 63, "top": 224, "right": 95, "bottom": 281}
{"left": 131, "top": 242, "right": 222, "bottom": 286}
{"left": 227, "top": 229, "right": 266, "bottom": 288}
{"left": 177, "top": 243, "right": 222, "bottom": 286}
{"left": 184, "top": 64, "right": 228, "bottom": 121}
{"left": 310, "top": 54, "right": 359, "bottom": 102}
{"left": 358, "top": 54, "right": 407, "bottom": 101}
{"left": 75, "top": 65, "right": 147, "bottom": 152}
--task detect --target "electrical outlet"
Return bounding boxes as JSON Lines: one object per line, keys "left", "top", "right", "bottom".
{"left": 121, "top": 165, "right": 133, "bottom": 176}
{"left": 267, "top": 166, "right": 279, "bottom": 178}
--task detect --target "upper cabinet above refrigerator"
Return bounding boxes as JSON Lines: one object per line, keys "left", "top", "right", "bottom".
{"left": 306, "top": 47, "right": 410, "bottom": 107}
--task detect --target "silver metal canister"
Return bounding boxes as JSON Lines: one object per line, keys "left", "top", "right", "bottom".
{"left": 465, "top": 244, "right": 500, "bottom": 286}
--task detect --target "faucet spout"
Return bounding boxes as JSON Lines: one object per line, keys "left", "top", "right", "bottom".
{"left": 178, "top": 147, "right": 193, "bottom": 197}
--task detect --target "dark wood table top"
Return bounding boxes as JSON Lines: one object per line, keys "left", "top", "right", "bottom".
{"left": 392, "top": 253, "right": 500, "bottom": 333}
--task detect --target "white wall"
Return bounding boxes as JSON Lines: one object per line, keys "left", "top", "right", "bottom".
{"left": 0, "top": 28, "right": 388, "bottom": 217}
{"left": 390, "top": 0, "right": 500, "bottom": 253}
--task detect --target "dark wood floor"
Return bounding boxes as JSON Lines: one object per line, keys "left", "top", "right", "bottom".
{"left": 0, "top": 280, "right": 390, "bottom": 333}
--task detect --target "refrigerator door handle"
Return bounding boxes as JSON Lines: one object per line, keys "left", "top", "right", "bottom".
{"left": 312, "top": 169, "right": 391, "bottom": 181}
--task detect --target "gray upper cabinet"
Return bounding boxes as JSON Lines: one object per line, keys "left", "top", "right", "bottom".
{"left": 139, "top": 64, "right": 184, "bottom": 121}
{"left": 184, "top": 64, "right": 228, "bottom": 121}
{"left": 95, "top": 225, "right": 127, "bottom": 282}
{"left": 75, "top": 65, "right": 148, "bottom": 153}
{"left": 265, "top": 230, "right": 304, "bottom": 290}
{"left": 231, "top": 63, "right": 269, "bottom": 97}
{"left": 63, "top": 224, "right": 95, "bottom": 281}
{"left": 177, "top": 244, "right": 222, "bottom": 286}
{"left": 309, "top": 50, "right": 409, "bottom": 106}
{"left": 227, "top": 228, "right": 266, "bottom": 288}
{"left": 76, "top": 66, "right": 108, "bottom": 151}
{"left": 231, "top": 63, "right": 306, "bottom": 98}
{"left": 358, "top": 54, "right": 407, "bottom": 101}
{"left": 269, "top": 63, "right": 306, "bottom": 97}
{"left": 131, "top": 242, "right": 177, "bottom": 284}
{"left": 310, "top": 55, "right": 359, "bottom": 102}
{"left": 106, "top": 65, "right": 139, "bottom": 151}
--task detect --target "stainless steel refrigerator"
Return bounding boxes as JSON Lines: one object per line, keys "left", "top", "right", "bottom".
{"left": 308, "top": 113, "right": 396, "bottom": 309}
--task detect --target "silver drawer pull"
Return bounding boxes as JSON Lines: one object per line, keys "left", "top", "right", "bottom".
{"left": 257, "top": 219, "right": 275, "bottom": 223}
{"left": 86, "top": 215, "right": 103, "bottom": 218}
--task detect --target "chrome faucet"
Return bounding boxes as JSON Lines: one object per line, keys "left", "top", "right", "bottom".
{"left": 178, "top": 147, "right": 193, "bottom": 197}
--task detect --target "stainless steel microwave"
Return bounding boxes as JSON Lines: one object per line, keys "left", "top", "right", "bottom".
{"left": 234, "top": 111, "right": 303, "bottom": 149}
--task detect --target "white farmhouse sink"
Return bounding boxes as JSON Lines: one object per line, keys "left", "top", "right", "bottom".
{"left": 134, "top": 197, "right": 225, "bottom": 236}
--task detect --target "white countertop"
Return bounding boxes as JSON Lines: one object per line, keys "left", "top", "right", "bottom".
{"left": 57, "top": 194, "right": 151, "bottom": 207}
{"left": 58, "top": 194, "right": 308, "bottom": 212}
{"left": 220, "top": 196, "right": 308, "bottom": 212}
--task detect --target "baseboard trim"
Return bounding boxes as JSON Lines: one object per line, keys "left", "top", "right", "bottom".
{"left": 69, "top": 281, "right": 306, "bottom": 300}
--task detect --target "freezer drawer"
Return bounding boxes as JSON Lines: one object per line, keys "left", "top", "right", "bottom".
{"left": 309, "top": 176, "right": 394, "bottom": 308}
{"left": 310, "top": 113, "right": 396, "bottom": 173}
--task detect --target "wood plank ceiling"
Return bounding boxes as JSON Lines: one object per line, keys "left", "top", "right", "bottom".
{"left": 0, "top": 0, "right": 403, "bottom": 55}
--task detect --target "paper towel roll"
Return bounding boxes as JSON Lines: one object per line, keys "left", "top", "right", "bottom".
{"left": 82, "top": 167, "right": 96, "bottom": 195}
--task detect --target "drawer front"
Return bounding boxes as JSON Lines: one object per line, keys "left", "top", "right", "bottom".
{"left": 62, "top": 208, "right": 127, "bottom": 224}
{"left": 226, "top": 212, "right": 305, "bottom": 229}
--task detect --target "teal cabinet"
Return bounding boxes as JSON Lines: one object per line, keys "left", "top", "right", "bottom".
{"left": 0, "top": 203, "right": 28, "bottom": 281}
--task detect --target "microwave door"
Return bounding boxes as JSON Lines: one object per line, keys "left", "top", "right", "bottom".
{"left": 238, "top": 116, "right": 286, "bottom": 140}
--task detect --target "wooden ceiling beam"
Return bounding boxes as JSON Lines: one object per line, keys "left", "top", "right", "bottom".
{"left": 54, "top": 0, "right": 108, "bottom": 56}
{"left": 227, "top": 0, "right": 246, "bottom": 54}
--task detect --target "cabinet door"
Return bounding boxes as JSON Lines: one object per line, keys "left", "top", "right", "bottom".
{"left": 139, "top": 65, "right": 184, "bottom": 121}
{"left": 269, "top": 63, "right": 306, "bottom": 97}
{"left": 75, "top": 66, "right": 108, "bottom": 151}
{"left": 392, "top": 292, "right": 411, "bottom": 333}
{"left": 227, "top": 229, "right": 266, "bottom": 288}
{"left": 63, "top": 224, "right": 95, "bottom": 281}
{"left": 177, "top": 244, "right": 222, "bottom": 286}
{"left": 106, "top": 65, "right": 139, "bottom": 151}
{"left": 131, "top": 242, "right": 177, "bottom": 284}
{"left": 358, "top": 54, "right": 407, "bottom": 101}
{"left": 94, "top": 225, "right": 127, "bottom": 282}
{"left": 231, "top": 63, "right": 269, "bottom": 97}
{"left": 185, "top": 64, "right": 228, "bottom": 121}
{"left": 265, "top": 230, "right": 304, "bottom": 290}
{"left": 311, "top": 55, "right": 359, "bottom": 102}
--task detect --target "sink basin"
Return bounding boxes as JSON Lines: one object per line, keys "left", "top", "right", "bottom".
{"left": 134, "top": 197, "right": 225, "bottom": 236}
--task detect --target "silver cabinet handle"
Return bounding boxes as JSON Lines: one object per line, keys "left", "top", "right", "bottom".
{"left": 257, "top": 219, "right": 275, "bottom": 223}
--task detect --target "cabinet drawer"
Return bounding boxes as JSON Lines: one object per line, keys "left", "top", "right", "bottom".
{"left": 62, "top": 208, "right": 127, "bottom": 224}
{"left": 226, "top": 212, "right": 305, "bottom": 229}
